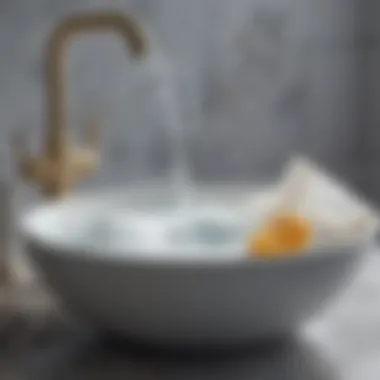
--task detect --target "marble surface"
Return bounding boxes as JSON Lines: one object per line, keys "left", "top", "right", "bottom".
{"left": 0, "top": 249, "right": 380, "bottom": 379}
{"left": 2, "top": 0, "right": 380, "bottom": 202}
{"left": 305, "top": 251, "right": 380, "bottom": 380}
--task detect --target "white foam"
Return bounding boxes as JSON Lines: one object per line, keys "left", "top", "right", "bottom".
{"left": 52, "top": 204, "right": 248, "bottom": 260}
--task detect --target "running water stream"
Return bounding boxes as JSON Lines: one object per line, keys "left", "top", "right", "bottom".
{"left": 139, "top": 50, "right": 194, "bottom": 212}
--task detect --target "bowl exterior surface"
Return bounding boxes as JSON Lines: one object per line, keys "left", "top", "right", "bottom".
{"left": 27, "top": 241, "right": 365, "bottom": 345}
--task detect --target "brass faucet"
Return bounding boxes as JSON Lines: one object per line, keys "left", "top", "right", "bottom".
{"left": 14, "top": 12, "right": 149, "bottom": 199}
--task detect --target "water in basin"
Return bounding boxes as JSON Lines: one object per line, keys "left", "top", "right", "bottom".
{"left": 57, "top": 202, "right": 249, "bottom": 260}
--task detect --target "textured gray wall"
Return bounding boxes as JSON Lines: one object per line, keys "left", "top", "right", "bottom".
{"left": 1, "top": 0, "right": 379, "bottom": 201}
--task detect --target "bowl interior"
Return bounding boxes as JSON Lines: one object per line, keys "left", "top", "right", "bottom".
{"left": 21, "top": 183, "right": 275, "bottom": 262}
{"left": 21, "top": 182, "right": 374, "bottom": 264}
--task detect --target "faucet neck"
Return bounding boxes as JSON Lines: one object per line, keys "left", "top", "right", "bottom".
{"left": 45, "top": 12, "right": 149, "bottom": 160}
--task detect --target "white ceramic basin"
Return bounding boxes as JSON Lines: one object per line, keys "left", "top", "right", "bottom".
{"left": 20, "top": 184, "right": 373, "bottom": 346}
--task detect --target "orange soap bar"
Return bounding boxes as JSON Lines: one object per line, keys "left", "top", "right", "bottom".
{"left": 248, "top": 213, "right": 312, "bottom": 258}
{"left": 248, "top": 232, "right": 281, "bottom": 259}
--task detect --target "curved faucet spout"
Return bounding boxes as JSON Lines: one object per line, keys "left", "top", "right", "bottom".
{"left": 46, "top": 12, "right": 149, "bottom": 160}
{"left": 15, "top": 12, "right": 149, "bottom": 199}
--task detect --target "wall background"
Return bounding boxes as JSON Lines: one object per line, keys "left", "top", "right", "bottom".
{"left": 1, "top": 0, "right": 379, "bottom": 202}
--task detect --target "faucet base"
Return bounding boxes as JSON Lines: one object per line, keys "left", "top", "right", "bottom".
{"left": 19, "top": 148, "right": 99, "bottom": 199}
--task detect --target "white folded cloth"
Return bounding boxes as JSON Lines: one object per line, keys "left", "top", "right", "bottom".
{"left": 246, "top": 156, "right": 379, "bottom": 246}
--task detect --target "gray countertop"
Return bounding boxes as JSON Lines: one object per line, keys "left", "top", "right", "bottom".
{"left": 1, "top": 249, "right": 380, "bottom": 380}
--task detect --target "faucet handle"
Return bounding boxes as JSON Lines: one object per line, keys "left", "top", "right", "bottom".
{"left": 12, "top": 129, "right": 42, "bottom": 186}
{"left": 61, "top": 112, "right": 103, "bottom": 185}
